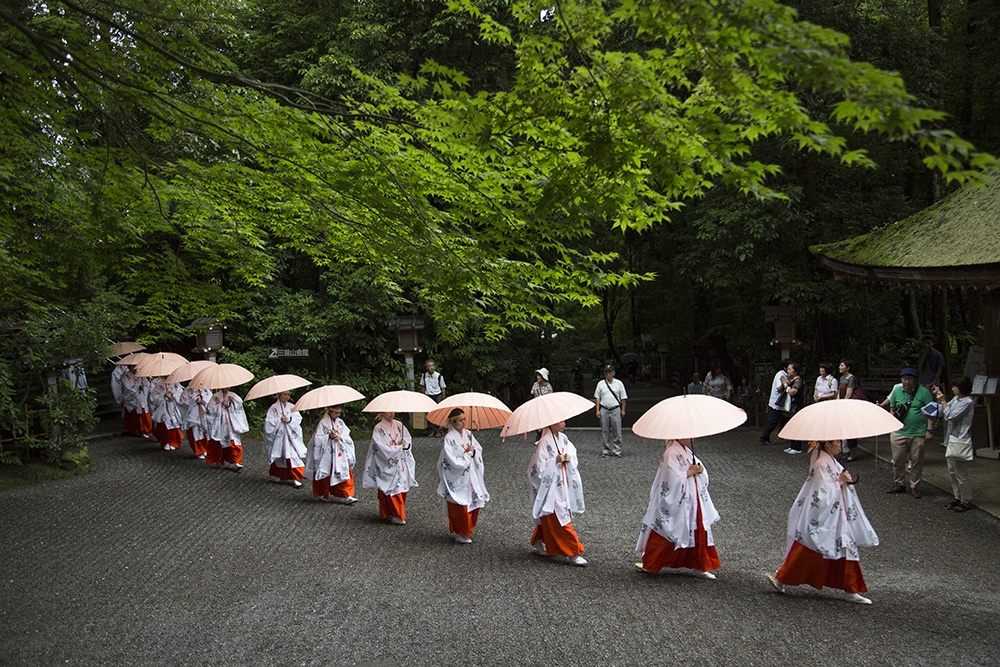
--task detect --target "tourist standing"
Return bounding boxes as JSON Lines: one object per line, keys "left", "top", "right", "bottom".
{"left": 886, "top": 368, "right": 935, "bottom": 498}
{"left": 934, "top": 376, "right": 975, "bottom": 512}
{"left": 420, "top": 359, "right": 447, "bottom": 437}
{"left": 594, "top": 365, "right": 628, "bottom": 457}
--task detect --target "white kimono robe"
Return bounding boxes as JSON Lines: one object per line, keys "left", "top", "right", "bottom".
{"left": 150, "top": 380, "right": 184, "bottom": 429}
{"left": 437, "top": 427, "right": 489, "bottom": 510}
{"left": 206, "top": 390, "right": 249, "bottom": 447}
{"left": 305, "top": 415, "right": 355, "bottom": 484}
{"left": 120, "top": 371, "right": 149, "bottom": 414}
{"left": 528, "top": 429, "right": 585, "bottom": 527}
{"left": 179, "top": 387, "right": 213, "bottom": 438}
{"left": 111, "top": 365, "right": 126, "bottom": 406}
{"left": 363, "top": 418, "right": 416, "bottom": 496}
{"left": 636, "top": 440, "right": 719, "bottom": 553}
{"left": 263, "top": 399, "right": 306, "bottom": 467}
{"left": 786, "top": 448, "right": 879, "bottom": 561}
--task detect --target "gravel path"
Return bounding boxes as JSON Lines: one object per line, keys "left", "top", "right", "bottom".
{"left": 2, "top": 427, "right": 998, "bottom": 666}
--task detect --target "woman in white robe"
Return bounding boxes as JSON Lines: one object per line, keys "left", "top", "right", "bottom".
{"left": 362, "top": 412, "right": 415, "bottom": 524}
{"left": 263, "top": 390, "right": 306, "bottom": 487}
{"left": 528, "top": 421, "right": 587, "bottom": 566}
{"left": 635, "top": 439, "right": 720, "bottom": 579}
{"left": 179, "top": 385, "right": 213, "bottom": 459}
{"left": 150, "top": 379, "right": 185, "bottom": 451}
{"left": 437, "top": 409, "right": 489, "bottom": 543}
{"left": 205, "top": 388, "right": 250, "bottom": 470}
{"left": 305, "top": 405, "right": 357, "bottom": 504}
{"left": 120, "top": 368, "right": 152, "bottom": 437}
{"left": 766, "top": 440, "right": 879, "bottom": 604}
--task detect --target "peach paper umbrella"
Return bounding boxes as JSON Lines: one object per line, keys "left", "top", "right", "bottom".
{"left": 164, "top": 360, "right": 217, "bottom": 384}
{"left": 135, "top": 352, "right": 190, "bottom": 377}
{"left": 109, "top": 341, "right": 145, "bottom": 356}
{"left": 245, "top": 374, "right": 312, "bottom": 401}
{"left": 427, "top": 392, "right": 512, "bottom": 430}
{"left": 778, "top": 399, "right": 903, "bottom": 442}
{"left": 292, "top": 385, "right": 366, "bottom": 412}
{"left": 188, "top": 363, "right": 254, "bottom": 390}
{"left": 115, "top": 352, "right": 150, "bottom": 366}
{"left": 362, "top": 390, "right": 438, "bottom": 414}
{"left": 631, "top": 394, "right": 747, "bottom": 440}
{"left": 499, "top": 392, "right": 595, "bottom": 438}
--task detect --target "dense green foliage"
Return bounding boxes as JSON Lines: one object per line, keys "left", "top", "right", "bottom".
{"left": 1, "top": 0, "right": 996, "bottom": 459}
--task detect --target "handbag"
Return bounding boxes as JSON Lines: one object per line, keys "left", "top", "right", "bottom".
{"left": 945, "top": 435, "right": 974, "bottom": 461}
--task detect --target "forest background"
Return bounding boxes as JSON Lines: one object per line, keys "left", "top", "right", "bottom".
{"left": 1, "top": 0, "right": 997, "bottom": 465}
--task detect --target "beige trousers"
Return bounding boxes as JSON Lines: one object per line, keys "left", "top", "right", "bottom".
{"left": 946, "top": 456, "right": 973, "bottom": 502}
{"left": 890, "top": 433, "right": 926, "bottom": 489}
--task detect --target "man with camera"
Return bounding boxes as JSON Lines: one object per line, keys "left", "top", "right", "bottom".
{"left": 886, "top": 367, "right": 935, "bottom": 498}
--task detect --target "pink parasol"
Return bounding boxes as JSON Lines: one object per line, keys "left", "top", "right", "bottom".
{"left": 187, "top": 363, "right": 254, "bottom": 391}
{"left": 109, "top": 341, "right": 145, "bottom": 356}
{"left": 499, "top": 392, "right": 594, "bottom": 438}
{"left": 362, "top": 390, "right": 439, "bottom": 414}
{"left": 135, "top": 352, "right": 189, "bottom": 378}
{"left": 115, "top": 352, "right": 150, "bottom": 366}
{"left": 292, "top": 385, "right": 366, "bottom": 412}
{"left": 164, "top": 360, "right": 217, "bottom": 384}
{"left": 631, "top": 394, "right": 747, "bottom": 440}
{"left": 245, "top": 374, "right": 312, "bottom": 401}
{"left": 427, "top": 392, "right": 512, "bottom": 430}
{"left": 778, "top": 399, "right": 903, "bottom": 442}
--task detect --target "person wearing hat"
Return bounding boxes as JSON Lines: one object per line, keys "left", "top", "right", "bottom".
{"left": 437, "top": 409, "right": 489, "bottom": 543}
{"left": 885, "top": 367, "right": 935, "bottom": 498}
{"left": 594, "top": 365, "right": 628, "bottom": 458}
{"left": 530, "top": 368, "right": 553, "bottom": 398}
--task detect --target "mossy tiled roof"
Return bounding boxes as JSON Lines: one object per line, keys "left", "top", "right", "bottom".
{"left": 811, "top": 170, "right": 1000, "bottom": 268}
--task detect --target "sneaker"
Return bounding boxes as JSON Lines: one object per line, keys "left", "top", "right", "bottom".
{"left": 197, "top": 453, "right": 206, "bottom": 460}
{"left": 886, "top": 484, "right": 906, "bottom": 494}
{"left": 454, "top": 535, "right": 473, "bottom": 544}
{"left": 783, "top": 448, "right": 795, "bottom": 454}
{"left": 945, "top": 499, "right": 961, "bottom": 509}
{"left": 344, "top": 496, "right": 358, "bottom": 505}
{"left": 163, "top": 445, "right": 172, "bottom": 451}
{"left": 567, "top": 555, "right": 588, "bottom": 567}
{"left": 692, "top": 570, "right": 717, "bottom": 580}
{"left": 789, "top": 449, "right": 802, "bottom": 455}
{"left": 952, "top": 501, "right": 972, "bottom": 513}
{"left": 910, "top": 488, "right": 922, "bottom": 499}
{"left": 614, "top": 453, "right": 622, "bottom": 458}
{"left": 843, "top": 592, "right": 872, "bottom": 604}
{"left": 227, "top": 463, "right": 243, "bottom": 472}
{"left": 291, "top": 480, "right": 303, "bottom": 488}
{"left": 765, "top": 572, "right": 785, "bottom": 594}
{"left": 388, "top": 517, "right": 406, "bottom": 525}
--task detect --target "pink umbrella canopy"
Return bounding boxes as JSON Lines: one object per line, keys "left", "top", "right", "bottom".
{"left": 187, "top": 363, "right": 254, "bottom": 391}
{"left": 427, "top": 392, "right": 513, "bottom": 430}
{"left": 245, "top": 374, "right": 312, "bottom": 401}
{"left": 108, "top": 341, "right": 145, "bottom": 356}
{"left": 779, "top": 399, "right": 904, "bottom": 442}
{"left": 362, "top": 390, "right": 439, "bottom": 414}
{"left": 115, "top": 352, "right": 150, "bottom": 366}
{"left": 292, "top": 385, "right": 366, "bottom": 412}
{"left": 631, "top": 394, "right": 747, "bottom": 440}
{"left": 499, "top": 392, "right": 594, "bottom": 438}
{"left": 164, "top": 360, "right": 217, "bottom": 384}
{"left": 135, "top": 352, "right": 190, "bottom": 378}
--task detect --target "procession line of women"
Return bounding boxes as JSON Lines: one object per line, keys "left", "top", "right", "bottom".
{"left": 112, "top": 355, "right": 883, "bottom": 604}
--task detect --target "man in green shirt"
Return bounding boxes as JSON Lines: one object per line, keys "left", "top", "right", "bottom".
{"left": 886, "top": 367, "right": 935, "bottom": 498}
